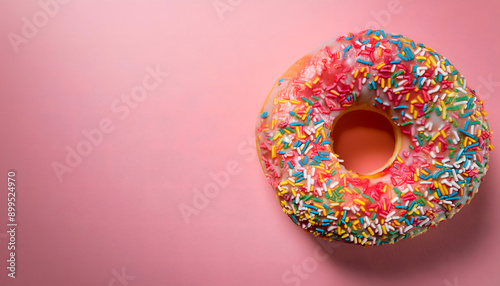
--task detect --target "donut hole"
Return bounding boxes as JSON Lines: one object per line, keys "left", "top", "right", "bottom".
{"left": 331, "top": 109, "right": 397, "bottom": 175}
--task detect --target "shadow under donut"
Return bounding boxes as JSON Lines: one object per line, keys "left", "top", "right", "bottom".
{"left": 310, "top": 173, "right": 494, "bottom": 279}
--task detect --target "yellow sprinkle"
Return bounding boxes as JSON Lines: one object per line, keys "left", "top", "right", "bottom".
{"left": 313, "top": 77, "right": 320, "bottom": 84}
{"left": 382, "top": 225, "right": 387, "bottom": 235}
{"left": 396, "top": 156, "right": 403, "bottom": 163}
{"left": 271, "top": 145, "right": 276, "bottom": 158}
{"left": 375, "top": 63, "right": 385, "bottom": 70}
{"left": 431, "top": 132, "right": 440, "bottom": 141}
{"left": 354, "top": 199, "right": 366, "bottom": 206}
{"left": 304, "top": 81, "right": 312, "bottom": 88}
{"left": 429, "top": 56, "right": 437, "bottom": 67}
{"left": 362, "top": 232, "right": 368, "bottom": 238}
{"left": 354, "top": 69, "right": 359, "bottom": 78}
{"left": 368, "top": 227, "right": 375, "bottom": 236}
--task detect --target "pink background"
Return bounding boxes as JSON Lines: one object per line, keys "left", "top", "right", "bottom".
{"left": 1, "top": 0, "right": 500, "bottom": 285}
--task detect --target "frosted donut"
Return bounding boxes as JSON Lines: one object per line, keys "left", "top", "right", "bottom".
{"left": 256, "top": 30, "right": 493, "bottom": 246}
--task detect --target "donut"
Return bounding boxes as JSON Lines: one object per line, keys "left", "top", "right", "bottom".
{"left": 255, "top": 30, "right": 493, "bottom": 246}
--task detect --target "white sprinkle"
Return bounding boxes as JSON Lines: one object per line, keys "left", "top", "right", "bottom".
{"left": 428, "top": 85, "right": 441, "bottom": 94}
{"left": 329, "top": 181, "right": 339, "bottom": 189}
{"left": 418, "top": 218, "right": 430, "bottom": 227}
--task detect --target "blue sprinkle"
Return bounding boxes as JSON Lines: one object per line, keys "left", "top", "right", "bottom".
{"left": 304, "top": 204, "right": 318, "bottom": 210}
{"left": 314, "top": 135, "right": 322, "bottom": 144}
{"left": 356, "top": 59, "right": 374, "bottom": 65}
{"left": 343, "top": 45, "right": 352, "bottom": 58}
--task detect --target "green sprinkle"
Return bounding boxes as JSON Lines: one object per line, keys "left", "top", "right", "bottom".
{"left": 362, "top": 194, "right": 375, "bottom": 204}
